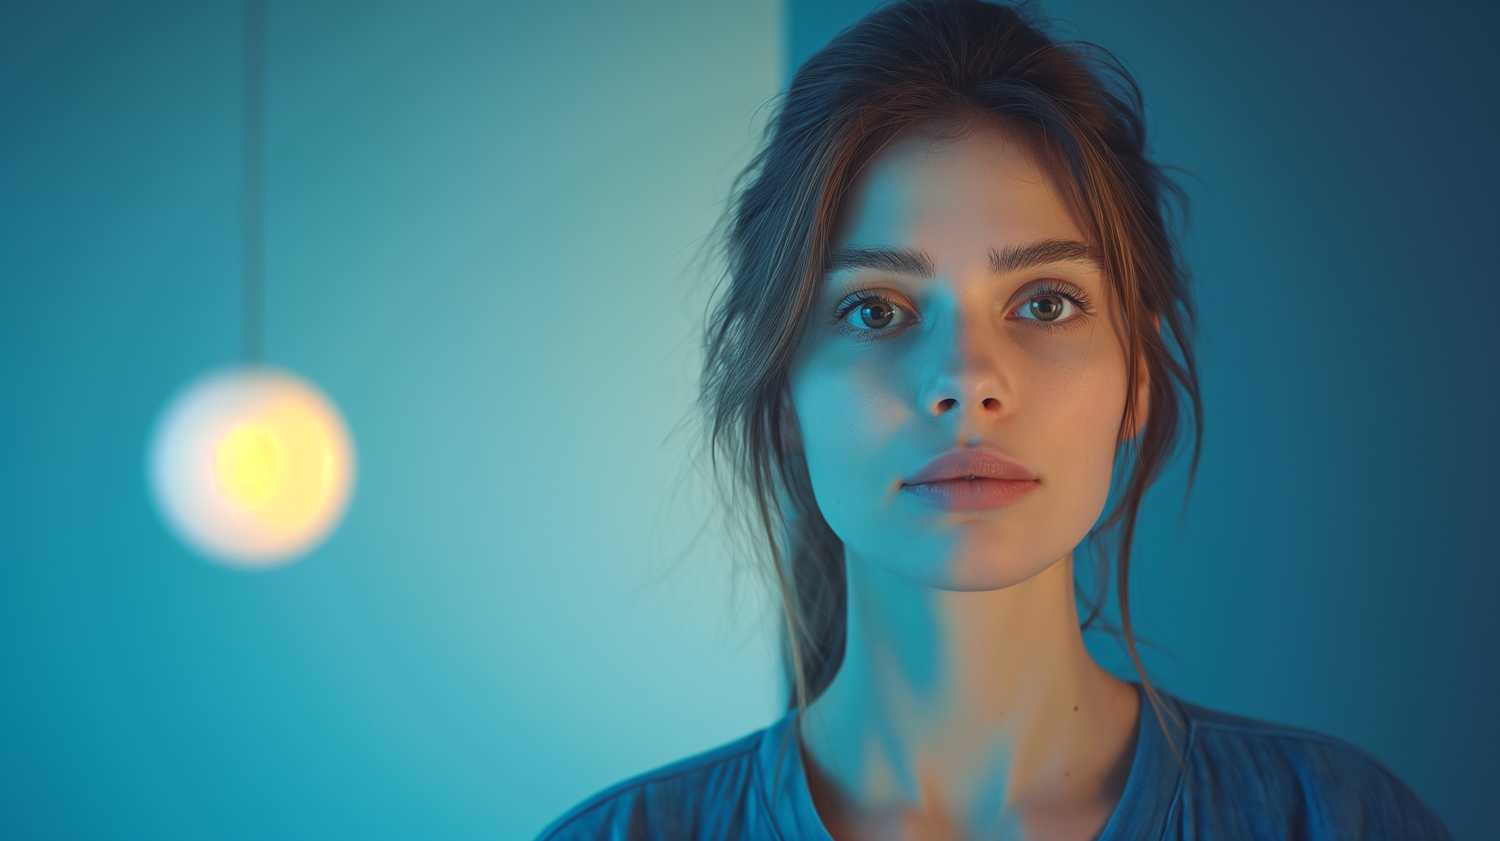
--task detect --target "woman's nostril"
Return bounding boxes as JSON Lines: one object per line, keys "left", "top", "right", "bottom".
{"left": 936, "top": 397, "right": 958, "bottom": 414}
{"left": 982, "top": 397, "right": 1000, "bottom": 410}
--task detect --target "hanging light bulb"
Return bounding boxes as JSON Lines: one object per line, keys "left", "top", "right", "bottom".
{"left": 148, "top": 0, "right": 356, "bottom": 569}
{"left": 149, "top": 367, "right": 355, "bottom": 568}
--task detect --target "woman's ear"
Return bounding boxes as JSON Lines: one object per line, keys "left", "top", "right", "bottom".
{"left": 1120, "top": 312, "right": 1160, "bottom": 442}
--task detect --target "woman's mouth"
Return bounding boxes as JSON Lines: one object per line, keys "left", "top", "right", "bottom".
{"left": 901, "top": 448, "right": 1039, "bottom": 512}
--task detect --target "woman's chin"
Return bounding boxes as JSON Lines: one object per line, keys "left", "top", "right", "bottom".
{"left": 869, "top": 544, "right": 1066, "bottom": 593}
{"left": 937, "top": 557, "right": 1063, "bottom": 592}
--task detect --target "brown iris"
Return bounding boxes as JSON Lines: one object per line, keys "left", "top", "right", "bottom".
{"left": 1027, "top": 296, "right": 1065, "bottom": 321}
{"left": 858, "top": 301, "right": 895, "bottom": 328}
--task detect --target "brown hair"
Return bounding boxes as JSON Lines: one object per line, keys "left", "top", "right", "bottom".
{"left": 701, "top": 0, "right": 1201, "bottom": 735}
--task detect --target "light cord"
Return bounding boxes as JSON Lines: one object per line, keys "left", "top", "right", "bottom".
{"left": 241, "top": 0, "right": 267, "bottom": 364}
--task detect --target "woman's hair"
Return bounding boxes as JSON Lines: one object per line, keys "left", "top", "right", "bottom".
{"left": 701, "top": 0, "right": 1202, "bottom": 732}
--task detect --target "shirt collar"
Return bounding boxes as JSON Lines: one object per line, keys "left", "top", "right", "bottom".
{"left": 753, "top": 683, "right": 1185, "bottom": 840}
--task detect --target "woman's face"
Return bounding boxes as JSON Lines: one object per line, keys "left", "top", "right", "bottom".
{"left": 787, "top": 123, "right": 1134, "bottom": 591}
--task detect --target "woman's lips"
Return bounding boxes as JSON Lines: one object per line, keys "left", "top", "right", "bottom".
{"left": 901, "top": 477, "right": 1038, "bottom": 511}
{"left": 901, "top": 447, "right": 1039, "bottom": 512}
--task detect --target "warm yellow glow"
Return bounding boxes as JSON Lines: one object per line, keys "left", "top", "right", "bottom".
{"left": 149, "top": 367, "right": 356, "bottom": 569}
{"left": 214, "top": 424, "right": 283, "bottom": 509}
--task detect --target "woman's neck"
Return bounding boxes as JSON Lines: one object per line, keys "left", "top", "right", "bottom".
{"left": 800, "top": 553, "right": 1140, "bottom": 841}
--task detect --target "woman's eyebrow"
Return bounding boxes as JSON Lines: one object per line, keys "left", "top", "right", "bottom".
{"left": 824, "top": 239, "right": 1100, "bottom": 280}
{"left": 825, "top": 246, "right": 936, "bottom": 278}
{"left": 989, "top": 238, "right": 1102, "bottom": 275}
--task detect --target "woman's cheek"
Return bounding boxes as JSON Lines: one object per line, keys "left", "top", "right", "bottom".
{"left": 1034, "top": 354, "right": 1127, "bottom": 529}
{"left": 793, "top": 353, "right": 911, "bottom": 537}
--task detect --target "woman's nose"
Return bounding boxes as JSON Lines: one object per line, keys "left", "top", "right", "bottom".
{"left": 919, "top": 319, "right": 1008, "bottom": 419}
{"left": 930, "top": 392, "right": 1003, "bottom": 417}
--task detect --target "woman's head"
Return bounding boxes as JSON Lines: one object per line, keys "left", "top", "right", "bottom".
{"left": 703, "top": 0, "right": 1200, "bottom": 708}
{"left": 791, "top": 119, "right": 1131, "bottom": 596}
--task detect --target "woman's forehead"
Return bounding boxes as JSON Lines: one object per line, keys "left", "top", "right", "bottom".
{"left": 833, "top": 123, "right": 1084, "bottom": 263}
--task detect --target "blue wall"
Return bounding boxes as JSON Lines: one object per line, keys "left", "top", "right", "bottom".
{"left": 790, "top": 2, "right": 1498, "bottom": 839}
{"left": 0, "top": 2, "right": 781, "bottom": 838}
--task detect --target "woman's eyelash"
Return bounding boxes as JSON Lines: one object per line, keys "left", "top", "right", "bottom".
{"left": 1011, "top": 281, "right": 1096, "bottom": 332}
{"left": 828, "top": 289, "right": 914, "bottom": 341}
{"left": 830, "top": 289, "right": 895, "bottom": 324}
{"left": 1021, "top": 282, "right": 1095, "bottom": 314}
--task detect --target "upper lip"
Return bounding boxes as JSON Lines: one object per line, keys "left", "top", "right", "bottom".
{"left": 905, "top": 447, "right": 1038, "bottom": 485}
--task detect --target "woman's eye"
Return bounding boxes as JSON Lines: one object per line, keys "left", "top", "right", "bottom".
{"left": 1014, "top": 293, "right": 1079, "bottom": 323}
{"left": 843, "top": 298, "right": 908, "bottom": 330}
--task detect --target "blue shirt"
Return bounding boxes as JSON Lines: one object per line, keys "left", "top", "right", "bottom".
{"left": 538, "top": 687, "right": 1451, "bottom": 840}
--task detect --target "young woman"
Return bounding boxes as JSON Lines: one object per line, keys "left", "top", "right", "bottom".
{"left": 541, "top": 1, "right": 1451, "bottom": 838}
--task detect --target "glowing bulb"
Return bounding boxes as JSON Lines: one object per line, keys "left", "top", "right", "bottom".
{"left": 148, "top": 367, "right": 356, "bottom": 569}
{"left": 215, "top": 424, "right": 283, "bottom": 508}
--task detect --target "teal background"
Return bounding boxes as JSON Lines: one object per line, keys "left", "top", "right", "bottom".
{"left": 0, "top": 1, "right": 781, "bottom": 838}
{"left": 791, "top": 1, "right": 1497, "bottom": 839}
{"left": 2, "top": 0, "right": 1496, "bottom": 839}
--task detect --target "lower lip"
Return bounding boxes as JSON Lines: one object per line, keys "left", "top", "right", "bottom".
{"left": 901, "top": 479, "right": 1038, "bottom": 512}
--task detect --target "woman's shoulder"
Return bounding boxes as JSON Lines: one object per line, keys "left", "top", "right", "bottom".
{"left": 534, "top": 721, "right": 783, "bottom": 841}
{"left": 1167, "top": 695, "right": 1452, "bottom": 839}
